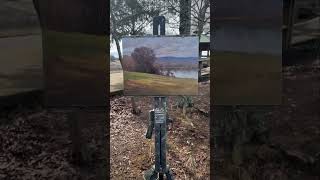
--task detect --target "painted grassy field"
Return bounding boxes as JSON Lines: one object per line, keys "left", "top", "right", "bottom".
{"left": 44, "top": 31, "right": 108, "bottom": 106}
{"left": 213, "top": 51, "right": 282, "bottom": 105}
{"left": 45, "top": 31, "right": 108, "bottom": 59}
{"left": 124, "top": 71, "right": 198, "bottom": 96}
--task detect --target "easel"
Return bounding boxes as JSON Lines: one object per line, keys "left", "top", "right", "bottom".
{"left": 143, "top": 16, "right": 174, "bottom": 180}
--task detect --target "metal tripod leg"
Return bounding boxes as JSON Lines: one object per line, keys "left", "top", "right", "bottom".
{"left": 144, "top": 97, "right": 174, "bottom": 180}
{"left": 144, "top": 165, "right": 174, "bottom": 180}
{"left": 144, "top": 166, "right": 158, "bottom": 180}
{"left": 165, "top": 165, "right": 174, "bottom": 180}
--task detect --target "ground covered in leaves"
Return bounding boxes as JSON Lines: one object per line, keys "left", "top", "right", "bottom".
{"left": 0, "top": 105, "right": 106, "bottom": 180}
{"left": 265, "top": 59, "right": 320, "bottom": 179}
{"left": 110, "top": 81, "right": 210, "bottom": 179}
{"left": 216, "top": 58, "right": 320, "bottom": 180}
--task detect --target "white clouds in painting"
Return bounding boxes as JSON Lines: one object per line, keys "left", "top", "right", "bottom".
{"left": 122, "top": 36, "right": 199, "bottom": 58}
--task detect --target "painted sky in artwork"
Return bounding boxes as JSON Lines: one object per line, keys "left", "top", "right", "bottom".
{"left": 122, "top": 36, "right": 198, "bottom": 58}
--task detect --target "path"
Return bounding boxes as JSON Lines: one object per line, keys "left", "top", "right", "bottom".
{"left": 110, "top": 70, "right": 123, "bottom": 94}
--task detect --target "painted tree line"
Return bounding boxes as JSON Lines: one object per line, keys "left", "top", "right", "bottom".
{"left": 123, "top": 47, "right": 162, "bottom": 75}
{"left": 123, "top": 47, "right": 176, "bottom": 77}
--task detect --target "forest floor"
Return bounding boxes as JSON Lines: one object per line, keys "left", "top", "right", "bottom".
{"left": 264, "top": 58, "right": 320, "bottom": 180}
{"left": 216, "top": 57, "right": 320, "bottom": 180}
{"left": 110, "top": 81, "right": 210, "bottom": 179}
{"left": 0, "top": 102, "right": 107, "bottom": 179}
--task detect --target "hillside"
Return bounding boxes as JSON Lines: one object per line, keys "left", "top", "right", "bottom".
{"left": 156, "top": 57, "right": 198, "bottom": 69}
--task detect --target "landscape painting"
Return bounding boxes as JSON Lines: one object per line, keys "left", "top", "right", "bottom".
{"left": 122, "top": 36, "right": 199, "bottom": 96}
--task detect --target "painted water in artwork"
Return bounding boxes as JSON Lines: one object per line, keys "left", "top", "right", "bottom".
{"left": 122, "top": 36, "right": 198, "bottom": 96}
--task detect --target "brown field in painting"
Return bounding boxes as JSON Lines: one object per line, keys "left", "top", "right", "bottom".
{"left": 124, "top": 71, "right": 198, "bottom": 96}
{"left": 45, "top": 31, "right": 107, "bottom": 106}
{"left": 213, "top": 51, "right": 282, "bottom": 105}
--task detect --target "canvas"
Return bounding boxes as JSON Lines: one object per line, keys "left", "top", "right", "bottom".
{"left": 122, "top": 36, "right": 199, "bottom": 96}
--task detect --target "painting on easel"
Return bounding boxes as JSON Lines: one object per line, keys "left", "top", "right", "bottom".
{"left": 122, "top": 36, "right": 199, "bottom": 96}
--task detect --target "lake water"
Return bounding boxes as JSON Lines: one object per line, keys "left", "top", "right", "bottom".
{"left": 163, "top": 70, "right": 198, "bottom": 79}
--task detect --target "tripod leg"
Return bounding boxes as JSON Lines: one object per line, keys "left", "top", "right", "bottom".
{"left": 165, "top": 166, "right": 174, "bottom": 180}
{"left": 144, "top": 166, "right": 158, "bottom": 180}
{"left": 159, "top": 173, "right": 164, "bottom": 180}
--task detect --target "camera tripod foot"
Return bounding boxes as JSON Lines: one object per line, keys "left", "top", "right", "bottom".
{"left": 143, "top": 166, "right": 158, "bottom": 180}
{"left": 165, "top": 165, "right": 174, "bottom": 180}
{"left": 143, "top": 165, "right": 174, "bottom": 180}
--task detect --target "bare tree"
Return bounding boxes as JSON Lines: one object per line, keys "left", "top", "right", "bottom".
{"left": 131, "top": 47, "right": 162, "bottom": 74}
{"left": 191, "top": 0, "right": 210, "bottom": 36}
{"left": 160, "top": 0, "right": 210, "bottom": 36}
{"left": 111, "top": 0, "right": 209, "bottom": 56}
{"left": 110, "top": 0, "right": 161, "bottom": 63}
{"left": 179, "top": 0, "right": 192, "bottom": 35}
{"left": 111, "top": 0, "right": 165, "bottom": 115}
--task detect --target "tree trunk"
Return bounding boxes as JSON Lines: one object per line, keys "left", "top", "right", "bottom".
{"left": 182, "top": 104, "right": 187, "bottom": 117}
{"left": 110, "top": 6, "right": 123, "bottom": 64}
{"left": 179, "top": 0, "right": 192, "bottom": 35}
{"left": 131, "top": 97, "right": 141, "bottom": 115}
{"left": 114, "top": 37, "right": 123, "bottom": 63}
{"left": 197, "top": 0, "right": 210, "bottom": 36}
{"left": 179, "top": 0, "right": 193, "bottom": 118}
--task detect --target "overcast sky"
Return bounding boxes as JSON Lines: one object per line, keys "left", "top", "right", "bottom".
{"left": 110, "top": 22, "right": 180, "bottom": 58}
{"left": 110, "top": 40, "right": 122, "bottom": 58}
{"left": 122, "top": 36, "right": 198, "bottom": 58}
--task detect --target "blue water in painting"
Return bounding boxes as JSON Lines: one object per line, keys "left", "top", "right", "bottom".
{"left": 157, "top": 57, "right": 198, "bottom": 65}
{"left": 163, "top": 70, "right": 198, "bottom": 79}
{"left": 156, "top": 57, "right": 198, "bottom": 79}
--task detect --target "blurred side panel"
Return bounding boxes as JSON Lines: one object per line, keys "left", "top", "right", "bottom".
{"left": 0, "top": 0, "right": 43, "bottom": 103}
{"left": 212, "top": 0, "right": 282, "bottom": 105}
{"left": 37, "top": 0, "right": 108, "bottom": 107}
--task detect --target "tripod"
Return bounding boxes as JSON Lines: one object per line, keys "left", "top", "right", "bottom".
{"left": 144, "top": 97, "right": 174, "bottom": 180}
